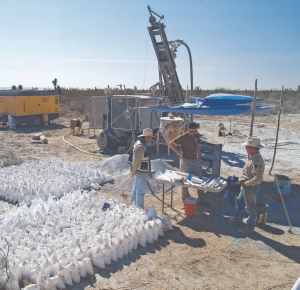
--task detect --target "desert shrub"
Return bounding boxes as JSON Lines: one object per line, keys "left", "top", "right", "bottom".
{"left": 0, "top": 150, "right": 23, "bottom": 168}
{"left": 57, "top": 87, "right": 300, "bottom": 116}
{"left": 193, "top": 88, "right": 300, "bottom": 114}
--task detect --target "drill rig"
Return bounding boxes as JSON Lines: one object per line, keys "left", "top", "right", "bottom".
{"left": 147, "top": 5, "right": 185, "bottom": 105}
{"left": 91, "top": 6, "right": 186, "bottom": 151}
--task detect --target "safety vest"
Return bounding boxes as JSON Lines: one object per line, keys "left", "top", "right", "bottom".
{"left": 128, "top": 140, "right": 151, "bottom": 173}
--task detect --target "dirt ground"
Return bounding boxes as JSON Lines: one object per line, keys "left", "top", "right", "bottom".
{"left": 1, "top": 114, "right": 299, "bottom": 290}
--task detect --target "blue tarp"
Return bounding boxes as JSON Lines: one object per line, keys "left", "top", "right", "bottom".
{"left": 140, "top": 104, "right": 276, "bottom": 116}
{"left": 139, "top": 93, "right": 275, "bottom": 116}
{"left": 192, "top": 93, "right": 263, "bottom": 107}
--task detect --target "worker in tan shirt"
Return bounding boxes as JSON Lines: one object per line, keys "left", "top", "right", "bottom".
{"left": 128, "top": 128, "right": 154, "bottom": 209}
{"left": 229, "top": 136, "right": 265, "bottom": 234}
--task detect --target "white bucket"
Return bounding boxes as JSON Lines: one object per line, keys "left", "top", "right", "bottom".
{"left": 274, "top": 174, "right": 291, "bottom": 195}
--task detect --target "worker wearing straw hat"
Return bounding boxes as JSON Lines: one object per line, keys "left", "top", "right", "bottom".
{"left": 128, "top": 128, "right": 155, "bottom": 209}
{"left": 228, "top": 136, "right": 265, "bottom": 234}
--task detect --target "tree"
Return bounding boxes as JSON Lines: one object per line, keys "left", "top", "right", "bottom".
{"left": 194, "top": 86, "right": 201, "bottom": 93}
{"left": 11, "top": 85, "right": 17, "bottom": 90}
{"left": 52, "top": 78, "right": 58, "bottom": 90}
{"left": 18, "top": 84, "right": 23, "bottom": 90}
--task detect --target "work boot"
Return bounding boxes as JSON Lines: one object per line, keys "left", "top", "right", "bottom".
{"left": 228, "top": 217, "right": 243, "bottom": 225}
{"left": 238, "top": 227, "right": 255, "bottom": 234}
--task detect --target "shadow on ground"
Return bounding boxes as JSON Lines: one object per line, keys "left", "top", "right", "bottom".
{"left": 222, "top": 150, "right": 247, "bottom": 168}
{"left": 65, "top": 237, "right": 170, "bottom": 289}
{"left": 175, "top": 180, "right": 300, "bottom": 264}
{"left": 13, "top": 123, "right": 67, "bottom": 134}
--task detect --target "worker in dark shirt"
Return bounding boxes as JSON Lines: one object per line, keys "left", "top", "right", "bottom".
{"left": 169, "top": 122, "right": 209, "bottom": 207}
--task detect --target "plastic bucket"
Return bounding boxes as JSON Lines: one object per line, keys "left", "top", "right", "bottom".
{"left": 184, "top": 197, "right": 197, "bottom": 216}
{"left": 256, "top": 202, "right": 269, "bottom": 226}
{"left": 274, "top": 174, "right": 291, "bottom": 195}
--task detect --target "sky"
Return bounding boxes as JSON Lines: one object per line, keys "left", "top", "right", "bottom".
{"left": 0, "top": 0, "right": 299, "bottom": 91}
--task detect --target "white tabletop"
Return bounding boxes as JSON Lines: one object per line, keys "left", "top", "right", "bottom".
{"left": 157, "top": 170, "right": 227, "bottom": 193}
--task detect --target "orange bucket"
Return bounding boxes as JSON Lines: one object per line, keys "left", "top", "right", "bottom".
{"left": 184, "top": 197, "right": 197, "bottom": 216}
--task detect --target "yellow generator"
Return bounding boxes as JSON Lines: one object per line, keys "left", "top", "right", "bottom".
{"left": 0, "top": 89, "right": 60, "bottom": 126}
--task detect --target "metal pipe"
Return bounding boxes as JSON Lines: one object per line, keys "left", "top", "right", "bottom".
{"left": 168, "top": 39, "right": 194, "bottom": 98}
{"left": 179, "top": 40, "right": 193, "bottom": 97}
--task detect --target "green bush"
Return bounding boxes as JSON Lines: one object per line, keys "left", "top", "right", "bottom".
{"left": 58, "top": 87, "right": 300, "bottom": 116}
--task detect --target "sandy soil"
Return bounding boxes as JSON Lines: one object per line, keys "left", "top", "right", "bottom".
{"left": 1, "top": 114, "right": 299, "bottom": 290}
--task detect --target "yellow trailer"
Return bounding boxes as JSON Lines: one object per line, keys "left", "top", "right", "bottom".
{"left": 0, "top": 89, "right": 59, "bottom": 126}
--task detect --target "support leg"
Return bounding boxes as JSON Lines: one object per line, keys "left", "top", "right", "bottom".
{"left": 218, "top": 192, "right": 222, "bottom": 217}
{"left": 211, "top": 193, "right": 216, "bottom": 220}
{"left": 162, "top": 183, "right": 165, "bottom": 214}
{"left": 171, "top": 185, "right": 173, "bottom": 208}
{"left": 157, "top": 130, "right": 160, "bottom": 155}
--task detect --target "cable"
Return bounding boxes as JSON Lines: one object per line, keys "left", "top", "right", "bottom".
{"left": 62, "top": 132, "right": 109, "bottom": 157}
{"left": 124, "top": 109, "right": 130, "bottom": 120}
{"left": 124, "top": 86, "right": 136, "bottom": 154}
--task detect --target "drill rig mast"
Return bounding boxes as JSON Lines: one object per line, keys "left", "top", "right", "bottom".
{"left": 147, "top": 6, "right": 185, "bottom": 105}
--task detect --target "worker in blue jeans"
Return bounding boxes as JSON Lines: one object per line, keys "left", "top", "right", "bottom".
{"left": 235, "top": 184, "right": 260, "bottom": 229}
{"left": 229, "top": 136, "right": 265, "bottom": 234}
{"left": 128, "top": 128, "right": 154, "bottom": 209}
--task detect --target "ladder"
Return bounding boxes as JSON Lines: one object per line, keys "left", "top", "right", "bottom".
{"left": 147, "top": 6, "right": 185, "bottom": 105}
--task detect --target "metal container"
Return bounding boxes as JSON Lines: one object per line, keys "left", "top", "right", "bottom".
{"left": 159, "top": 116, "right": 183, "bottom": 144}
{"left": 256, "top": 202, "right": 269, "bottom": 226}
{"left": 274, "top": 174, "right": 291, "bottom": 195}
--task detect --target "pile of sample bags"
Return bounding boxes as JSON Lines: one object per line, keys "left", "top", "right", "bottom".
{"left": 0, "top": 189, "right": 171, "bottom": 290}
{"left": 0, "top": 160, "right": 112, "bottom": 206}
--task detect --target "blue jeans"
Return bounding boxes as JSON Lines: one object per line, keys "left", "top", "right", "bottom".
{"left": 235, "top": 184, "right": 260, "bottom": 228}
{"left": 131, "top": 174, "right": 147, "bottom": 209}
{"left": 180, "top": 158, "right": 205, "bottom": 203}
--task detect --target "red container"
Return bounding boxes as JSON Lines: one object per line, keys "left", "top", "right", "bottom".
{"left": 184, "top": 197, "right": 197, "bottom": 216}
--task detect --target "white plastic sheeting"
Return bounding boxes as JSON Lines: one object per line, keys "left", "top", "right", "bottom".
{"left": 0, "top": 190, "right": 168, "bottom": 289}
{"left": 156, "top": 170, "right": 183, "bottom": 182}
{"left": 0, "top": 160, "right": 112, "bottom": 206}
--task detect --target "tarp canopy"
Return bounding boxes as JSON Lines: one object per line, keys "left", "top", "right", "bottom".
{"left": 192, "top": 93, "right": 263, "bottom": 107}
{"left": 140, "top": 93, "right": 275, "bottom": 116}
{"left": 140, "top": 104, "right": 276, "bottom": 116}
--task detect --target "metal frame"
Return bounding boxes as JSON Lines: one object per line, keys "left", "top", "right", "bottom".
{"left": 160, "top": 172, "right": 227, "bottom": 218}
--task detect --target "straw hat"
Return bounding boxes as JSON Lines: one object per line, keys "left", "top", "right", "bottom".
{"left": 242, "top": 136, "right": 264, "bottom": 148}
{"left": 138, "top": 128, "right": 155, "bottom": 138}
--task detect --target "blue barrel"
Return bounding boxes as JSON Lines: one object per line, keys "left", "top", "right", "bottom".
{"left": 226, "top": 176, "right": 240, "bottom": 204}
{"left": 227, "top": 190, "right": 236, "bottom": 204}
